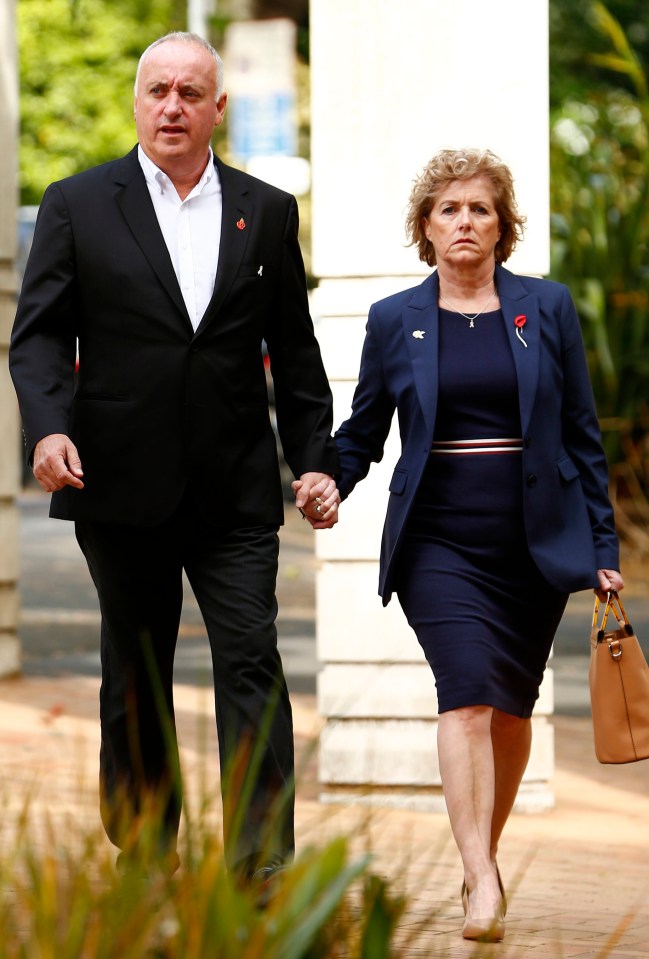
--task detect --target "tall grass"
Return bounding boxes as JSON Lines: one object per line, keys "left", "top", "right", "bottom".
{"left": 0, "top": 800, "right": 420, "bottom": 959}
{"left": 0, "top": 686, "right": 431, "bottom": 959}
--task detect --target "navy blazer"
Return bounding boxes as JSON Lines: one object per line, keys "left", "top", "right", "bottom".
{"left": 335, "top": 264, "right": 620, "bottom": 605}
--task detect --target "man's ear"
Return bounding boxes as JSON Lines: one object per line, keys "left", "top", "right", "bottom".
{"left": 215, "top": 92, "right": 228, "bottom": 127}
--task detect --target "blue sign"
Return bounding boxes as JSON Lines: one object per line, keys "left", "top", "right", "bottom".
{"left": 229, "top": 93, "right": 296, "bottom": 161}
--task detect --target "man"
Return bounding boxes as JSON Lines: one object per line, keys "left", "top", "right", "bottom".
{"left": 10, "top": 32, "right": 339, "bottom": 883}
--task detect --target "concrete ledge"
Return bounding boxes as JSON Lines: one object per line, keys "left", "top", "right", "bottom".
{"left": 319, "top": 779, "right": 556, "bottom": 815}
{"left": 319, "top": 716, "right": 554, "bottom": 790}
{"left": 319, "top": 785, "right": 447, "bottom": 814}
{"left": 319, "top": 718, "right": 441, "bottom": 786}
{"left": 0, "top": 505, "right": 19, "bottom": 580}
{"left": 0, "top": 633, "right": 20, "bottom": 678}
{"left": 0, "top": 585, "right": 19, "bottom": 630}
{"left": 318, "top": 663, "right": 554, "bottom": 719}
{"left": 318, "top": 662, "right": 437, "bottom": 718}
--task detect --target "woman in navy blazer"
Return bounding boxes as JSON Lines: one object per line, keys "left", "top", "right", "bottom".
{"left": 328, "top": 149, "right": 623, "bottom": 941}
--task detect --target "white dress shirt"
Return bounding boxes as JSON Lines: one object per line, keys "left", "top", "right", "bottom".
{"left": 138, "top": 145, "right": 222, "bottom": 331}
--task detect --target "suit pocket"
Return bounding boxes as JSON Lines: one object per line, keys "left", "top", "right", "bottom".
{"left": 389, "top": 468, "right": 407, "bottom": 495}
{"left": 557, "top": 453, "right": 580, "bottom": 483}
{"left": 75, "top": 392, "right": 130, "bottom": 402}
{"left": 237, "top": 260, "right": 274, "bottom": 278}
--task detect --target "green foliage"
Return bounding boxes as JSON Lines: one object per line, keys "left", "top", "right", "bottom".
{"left": 550, "top": 1, "right": 649, "bottom": 540}
{"left": 550, "top": 0, "right": 649, "bottom": 106}
{"left": 0, "top": 811, "right": 419, "bottom": 958}
{"left": 18, "top": 0, "right": 187, "bottom": 204}
{"left": 0, "top": 678, "right": 428, "bottom": 956}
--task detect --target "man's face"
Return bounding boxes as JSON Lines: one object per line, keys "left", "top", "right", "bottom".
{"left": 134, "top": 40, "right": 227, "bottom": 173}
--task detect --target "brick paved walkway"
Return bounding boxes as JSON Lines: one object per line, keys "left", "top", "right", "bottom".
{"left": 0, "top": 674, "right": 648, "bottom": 957}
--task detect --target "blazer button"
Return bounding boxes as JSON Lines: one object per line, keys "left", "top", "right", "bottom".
{"left": 526, "top": 474, "right": 537, "bottom": 488}
{"left": 524, "top": 436, "right": 531, "bottom": 449}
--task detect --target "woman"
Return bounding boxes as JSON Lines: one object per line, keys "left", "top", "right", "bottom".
{"left": 298, "top": 148, "right": 624, "bottom": 942}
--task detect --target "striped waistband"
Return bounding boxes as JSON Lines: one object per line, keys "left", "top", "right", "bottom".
{"left": 431, "top": 437, "right": 523, "bottom": 455}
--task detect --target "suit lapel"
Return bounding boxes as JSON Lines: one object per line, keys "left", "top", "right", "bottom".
{"left": 401, "top": 266, "right": 541, "bottom": 439}
{"left": 401, "top": 272, "right": 440, "bottom": 438}
{"left": 495, "top": 265, "right": 540, "bottom": 436}
{"left": 195, "top": 158, "right": 252, "bottom": 335}
{"left": 114, "top": 149, "right": 191, "bottom": 329}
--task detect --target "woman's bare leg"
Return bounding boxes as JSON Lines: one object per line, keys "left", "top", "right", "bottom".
{"left": 438, "top": 704, "right": 532, "bottom": 922}
{"left": 437, "top": 705, "right": 501, "bottom": 919}
{"left": 490, "top": 710, "right": 532, "bottom": 860}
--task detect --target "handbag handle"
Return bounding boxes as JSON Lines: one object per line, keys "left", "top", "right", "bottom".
{"left": 592, "top": 590, "right": 633, "bottom": 637}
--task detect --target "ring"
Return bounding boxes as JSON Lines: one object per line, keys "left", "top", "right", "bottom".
{"left": 315, "top": 505, "right": 322, "bottom": 513}
{"left": 315, "top": 497, "right": 323, "bottom": 505}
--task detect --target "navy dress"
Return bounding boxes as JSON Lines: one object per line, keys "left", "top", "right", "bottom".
{"left": 395, "top": 308, "right": 569, "bottom": 718}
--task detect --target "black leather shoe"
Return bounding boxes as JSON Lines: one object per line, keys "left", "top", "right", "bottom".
{"left": 250, "top": 862, "right": 287, "bottom": 909}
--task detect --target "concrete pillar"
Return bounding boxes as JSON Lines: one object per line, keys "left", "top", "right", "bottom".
{"left": 311, "top": 0, "right": 554, "bottom": 811}
{"left": 0, "top": 0, "right": 21, "bottom": 677}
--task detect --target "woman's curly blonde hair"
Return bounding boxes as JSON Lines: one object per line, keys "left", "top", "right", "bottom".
{"left": 405, "top": 148, "right": 526, "bottom": 266}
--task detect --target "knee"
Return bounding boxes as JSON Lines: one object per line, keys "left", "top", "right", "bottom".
{"left": 491, "top": 709, "right": 530, "bottom": 741}
{"left": 443, "top": 704, "right": 493, "bottom": 738}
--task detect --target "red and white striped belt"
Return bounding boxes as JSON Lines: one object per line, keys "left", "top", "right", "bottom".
{"left": 430, "top": 437, "right": 523, "bottom": 455}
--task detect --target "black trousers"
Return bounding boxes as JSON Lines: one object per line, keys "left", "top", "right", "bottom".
{"left": 75, "top": 498, "right": 294, "bottom": 874}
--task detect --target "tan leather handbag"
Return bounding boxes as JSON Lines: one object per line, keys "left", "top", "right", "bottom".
{"left": 589, "top": 591, "right": 649, "bottom": 763}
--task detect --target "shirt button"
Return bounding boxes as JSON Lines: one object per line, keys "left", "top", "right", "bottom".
{"left": 526, "top": 474, "right": 537, "bottom": 488}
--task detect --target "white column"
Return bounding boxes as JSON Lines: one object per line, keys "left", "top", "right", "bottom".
{"left": 0, "top": 0, "right": 21, "bottom": 677}
{"left": 311, "top": 0, "right": 554, "bottom": 811}
{"left": 188, "top": 0, "right": 217, "bottom": 38}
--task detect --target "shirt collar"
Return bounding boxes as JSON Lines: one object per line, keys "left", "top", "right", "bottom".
{"left": 137, "top": 145, "right": 215, "bottom": 197}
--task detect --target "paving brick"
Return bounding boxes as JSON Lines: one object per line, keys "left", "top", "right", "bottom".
{"left": 1, "top": 676, "right": 648, "bottom": 955}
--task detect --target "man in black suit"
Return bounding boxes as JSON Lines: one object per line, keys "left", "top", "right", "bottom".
{"left": 10, "top": 32, "right": 339, "bottom": 882}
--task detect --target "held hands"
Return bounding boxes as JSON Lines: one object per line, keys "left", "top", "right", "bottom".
{"left": 292, "top": 472, "right": 340, "bottom": 529}
{"left": 595, "top": 568, "right": 625, "bottom": 602}
{"left": 33, "top": 434, "right": 84, "bottom": 492}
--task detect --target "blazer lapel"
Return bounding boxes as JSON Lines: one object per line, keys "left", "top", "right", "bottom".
{"left": 401, "top": 266, "right": 541, "bottom": 440}
{"left": 495, "top": 264, "right": 540, "bottom": 437}
{"left": 114, "top": 148, "right": 191, "bottom": 329}
{"left": 195, "top": 158, "right": 252, "bottom": 335}
{"left": 401, "top": 272, "right": 440, "bottom": 438}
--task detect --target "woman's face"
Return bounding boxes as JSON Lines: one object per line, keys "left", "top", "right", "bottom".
{"left": 422, "top": 174, "right": 501, "bottom": 271}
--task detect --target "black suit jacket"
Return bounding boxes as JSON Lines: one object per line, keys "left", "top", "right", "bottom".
{"left": 10, "top": 147, "right": 338, "bottom": 526}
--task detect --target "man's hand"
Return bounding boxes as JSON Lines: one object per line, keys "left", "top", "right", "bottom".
{"left": 292, "top": 472, "right": 340, "bottom": 529}
{"left": 33, "top": 434, "right": 85, "bottom": 492}
{"left": 595, "top": 568, "right": 625, "bottom": 602}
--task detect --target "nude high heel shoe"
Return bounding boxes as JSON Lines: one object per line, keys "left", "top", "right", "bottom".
{"left": 496, "top": 863, "right": 507, "bottom": 916}
{"left": 461, "top": 867, "right": 507, "bottom": 943}
{"left": 462, "top": 864, "right": 506, "bottom": 914}
{"left": 462, "top": 909, "right": 505, "bottom": 943}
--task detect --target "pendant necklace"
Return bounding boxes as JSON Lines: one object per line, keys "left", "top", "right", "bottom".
{"left": 439, "top": 288, "right": 497, "bottom": 328}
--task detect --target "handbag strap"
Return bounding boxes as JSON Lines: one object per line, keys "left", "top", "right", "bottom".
{"left": 592, "top": 590, "right": 633, "bottom": 638}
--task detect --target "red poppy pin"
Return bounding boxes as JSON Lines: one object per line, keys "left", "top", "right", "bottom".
{"left": 514, "top": 314, "right": 528, "bottom": 347}
{"left": 236, "top": 218, "right": 246, "bottom": 230}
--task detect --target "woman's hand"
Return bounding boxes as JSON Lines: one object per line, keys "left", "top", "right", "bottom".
{"left": 595, "top": 568, "right": 625, "bottom": 601}
{"left": 292, "top": 473, "right": 340, "bottom": 529}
